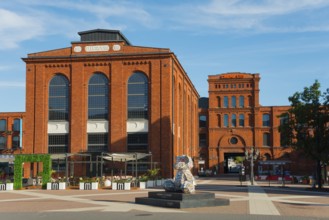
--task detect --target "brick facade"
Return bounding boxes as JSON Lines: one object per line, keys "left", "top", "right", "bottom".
{"left": 20, "top": 29, "right": 199, "bottom": 178}
{"left": 201, "top": 72, "right": 310, "bottom": 176}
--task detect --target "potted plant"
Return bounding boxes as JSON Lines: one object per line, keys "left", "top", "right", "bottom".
{"left": 112, "top": 178, "right": 131, "bottom": 190}
{"left": 138, "top": 175, "right": 148, "bottom": 189}
{"left": 6, "top": 179, "right": 14, "bottom": 191}
{"left": 146, "top": 168, "right": 160, "bottom": 188}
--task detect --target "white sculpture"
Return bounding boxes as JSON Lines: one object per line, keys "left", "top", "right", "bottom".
{"left": 163, "top": 155, "right": 196, "bottom": 193}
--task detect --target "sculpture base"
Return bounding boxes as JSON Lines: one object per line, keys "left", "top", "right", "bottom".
{"left": 135, "top": 191, "right": 229, "bottom": 209}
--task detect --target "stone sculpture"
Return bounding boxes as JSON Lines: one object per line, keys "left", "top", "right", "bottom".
{"left": 163, "top": 155, "right": 196, "bottom": 193}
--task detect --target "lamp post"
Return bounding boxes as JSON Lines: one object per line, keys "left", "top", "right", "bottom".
{"left": 245, "top": 147, "right": 259, "bottom": 185}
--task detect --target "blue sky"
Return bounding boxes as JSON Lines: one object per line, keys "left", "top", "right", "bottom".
{"left": 1, "top": 0, "right": 329, "bottom": 112}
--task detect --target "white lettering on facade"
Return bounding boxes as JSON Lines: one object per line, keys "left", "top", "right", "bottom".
{"left": 85, "top": 45, "right": 110, "bottom": 52}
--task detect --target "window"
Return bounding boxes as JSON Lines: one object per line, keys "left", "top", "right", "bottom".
{"left": 48, "top": 134, "right": 68, "bottom": 153}
{"left": 248, "top": 114, "right": 253, "bottom": 127}
{"left": 127, "top": 133, "right": 148, "bottom": 152}
{"left": 13, "top": 119, "right": 20, "bottom": 131}
{"left": 239, "top": 96, "right": 244, "bottom": 108}
{"left": 230, "top": 137, "right": 238, "bottom": 145}
{"left": 224, "top": 114, "right": 229, "bottom": 127}
{"left": 223, "top": 96, "right": 228, "bottom": 108}
{"left": 88, "top": 73, "right": 109, "bottom": 120}
{"left": 263, "top": 133, "right": 270, "bottom": 146}
{"left": 0, "top": 137, "right": 6, "bottom": 149}
{"left": 231, "top": 114, "right": 236, "bottom": 127}
{"left": 49, "top": 75, "right": 69, "bottom": 121}
{"left": 127, "top": 72, "right": 148, "bottom": 119}
{"left": 248, "top": 96, "right": 252, "bottom": 107}
{"left": 217, "top": 114, "right": 221, "bottom": 127}
{"left": 231, "top": 96, "right": 236, "bottom": 108}
{"left": 0, "top": 119, "right": 6, "bottom": 131}
{"left": 12, "top": 136, "right": 20, "bottom": 148}
{"left": 88, "top": 133, "right": 108, "bottom": 152}
{"left": 199, "top": 133, "right": 207, "bottom": 147}
{"left": 239, "top": 114, "right": 245, "bottom": 127}
{"left": 217, "top": 96, "right": 221, "bottom": 107}
{"left": 280, "top": 114, "right": 289, "bottom": 147}
{"left": 262, "top": 114, "right": 270, "bottom": 127}
{"left": 199, "top": 115, "right": 207, "bottom": 128}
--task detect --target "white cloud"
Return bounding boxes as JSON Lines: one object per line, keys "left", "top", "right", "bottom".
{"left": 0, "top": 9, "right": 44, "bottom": 49}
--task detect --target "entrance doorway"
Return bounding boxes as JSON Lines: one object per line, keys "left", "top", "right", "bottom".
{"left": 224, "top": 153, "right": 245, "bottom": 173}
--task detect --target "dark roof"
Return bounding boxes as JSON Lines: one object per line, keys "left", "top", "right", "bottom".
{"left": 199, "top": 97, "right": 209, "bottom": 108}
{"left": 78, "top": 29, "right": 131, "bottom": 45}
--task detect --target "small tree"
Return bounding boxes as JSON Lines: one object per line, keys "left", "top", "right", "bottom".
{"left": 279, "top": 80, "right": 329, "bottom": 188}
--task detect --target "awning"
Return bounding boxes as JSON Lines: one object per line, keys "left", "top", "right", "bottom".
{"left": 50, "top": 153, "right": 91, "bottom": 160}
{"left": 258, "top": 160, "right": 291, "bottom": 165}
{"left": 102, "top": 152, "right": 151, "bottom": 162}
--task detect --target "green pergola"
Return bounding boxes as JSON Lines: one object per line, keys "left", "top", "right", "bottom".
{"left": 14, "top": 154, "right": 52, "bottom": 190}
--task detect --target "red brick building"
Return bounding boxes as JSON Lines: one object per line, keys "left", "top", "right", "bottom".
{"left": 199, "top": 72, "right": 301, "bottom": 175}
{"left": 15, "top": 29, "right": 199, "bottom": 178}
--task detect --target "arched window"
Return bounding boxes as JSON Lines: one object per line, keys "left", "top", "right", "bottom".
{"left": 49, "top": 75, "right": 69, "bottom": 121}
{"left": 0, "top": 119, "right": 6, "bottom": 131}
{"left": 239, "top": 114, "right": 244, "bottom": 127}
{"left": 231, "top": 114, "right": 236, "bottom": 127}
{"left": 224, "top": 114, "right": 229, "bottom": 127}
{"left": 262, "top": 114, "right": 270, "bottom": 127}
{"left": 223, "top": 96, "right": 229, "bottom": 108}
{"left": 231, "top": 96, "right": 236, "bottom": 108}
{"left": 88, "top": 73, "right": 109, "bottom": 120}
{"left": 239, "top": 96, "right": 244, "bottom": 108}
{"left": 13, "top": 119, "right": 20, "bottom": 131}
{"left": 263, "top": 133, "right": 270, "bottom": 146}
{"left": 127, "top": 72, "right": 148, "bottom": 119}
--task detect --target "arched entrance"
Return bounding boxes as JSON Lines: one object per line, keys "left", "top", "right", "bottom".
{"left": 224, "top": 152, "right": 245, "bottom": 173}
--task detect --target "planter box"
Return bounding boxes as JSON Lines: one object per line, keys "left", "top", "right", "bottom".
{"left": 6, "top": 183, "right": 13, "bottom": 190}
{"left": 112, "top": 182, "right": 131, "bottom": 190}
{"left": 146, "top": 180, "right": 155, "bottom": 188}
{"left": 79, "top": 182, "right": 98, "bottom": 190}
{"left": 0, "top": 183, "right": 13, "bottom": 191}
{"left": 47, "top": 182, "right": 66, "bottom": 190}
{"left": 156, "top": 179, "right": 163, "bottom": 187}
{"left": 139, "top": 182, "right": 146, "bottom": 189}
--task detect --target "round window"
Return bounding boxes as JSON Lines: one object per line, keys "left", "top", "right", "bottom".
{"left": 230, "top": 137, "right": 238, "bottom": 145}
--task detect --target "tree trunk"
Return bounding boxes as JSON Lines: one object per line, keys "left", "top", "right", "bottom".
{"left": 316, "top": 160, "right": 322, "bottom": 189}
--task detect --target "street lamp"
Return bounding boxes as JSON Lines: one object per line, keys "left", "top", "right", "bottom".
{"left": 245, "top": 147, "right": 259, "bottom": 185}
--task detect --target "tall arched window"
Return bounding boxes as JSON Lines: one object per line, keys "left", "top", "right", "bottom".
{"left": 127, "top": 72, "right": 149, "bottom": 153}
{"left": 88, "top": 73, "right": 109, "bottom": 119}
{"left": 231, "top": 96, "right": 236, "bottom": 108}
{"left": 224, "top": 114, "right": 229, "bottom": 127}
{"left": 239, "top": 114, "right": 245, "bottom": 127}
{"left": 239, "top": 96, "right": 244, "bottom": 108}
{"left": 231, "top": 114, "right": 236, "bottom": 127}
{"left": 262, "top": 114, "right": 270, "bottom": 127}
{"left": 48, "top": 74, "right": 69, "bottom": 154}
{"left": 49, "top": 75, "right": 69, "bottom": 121}
{"left": 127, "top": 72, "right": 148, "bottom": 119}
